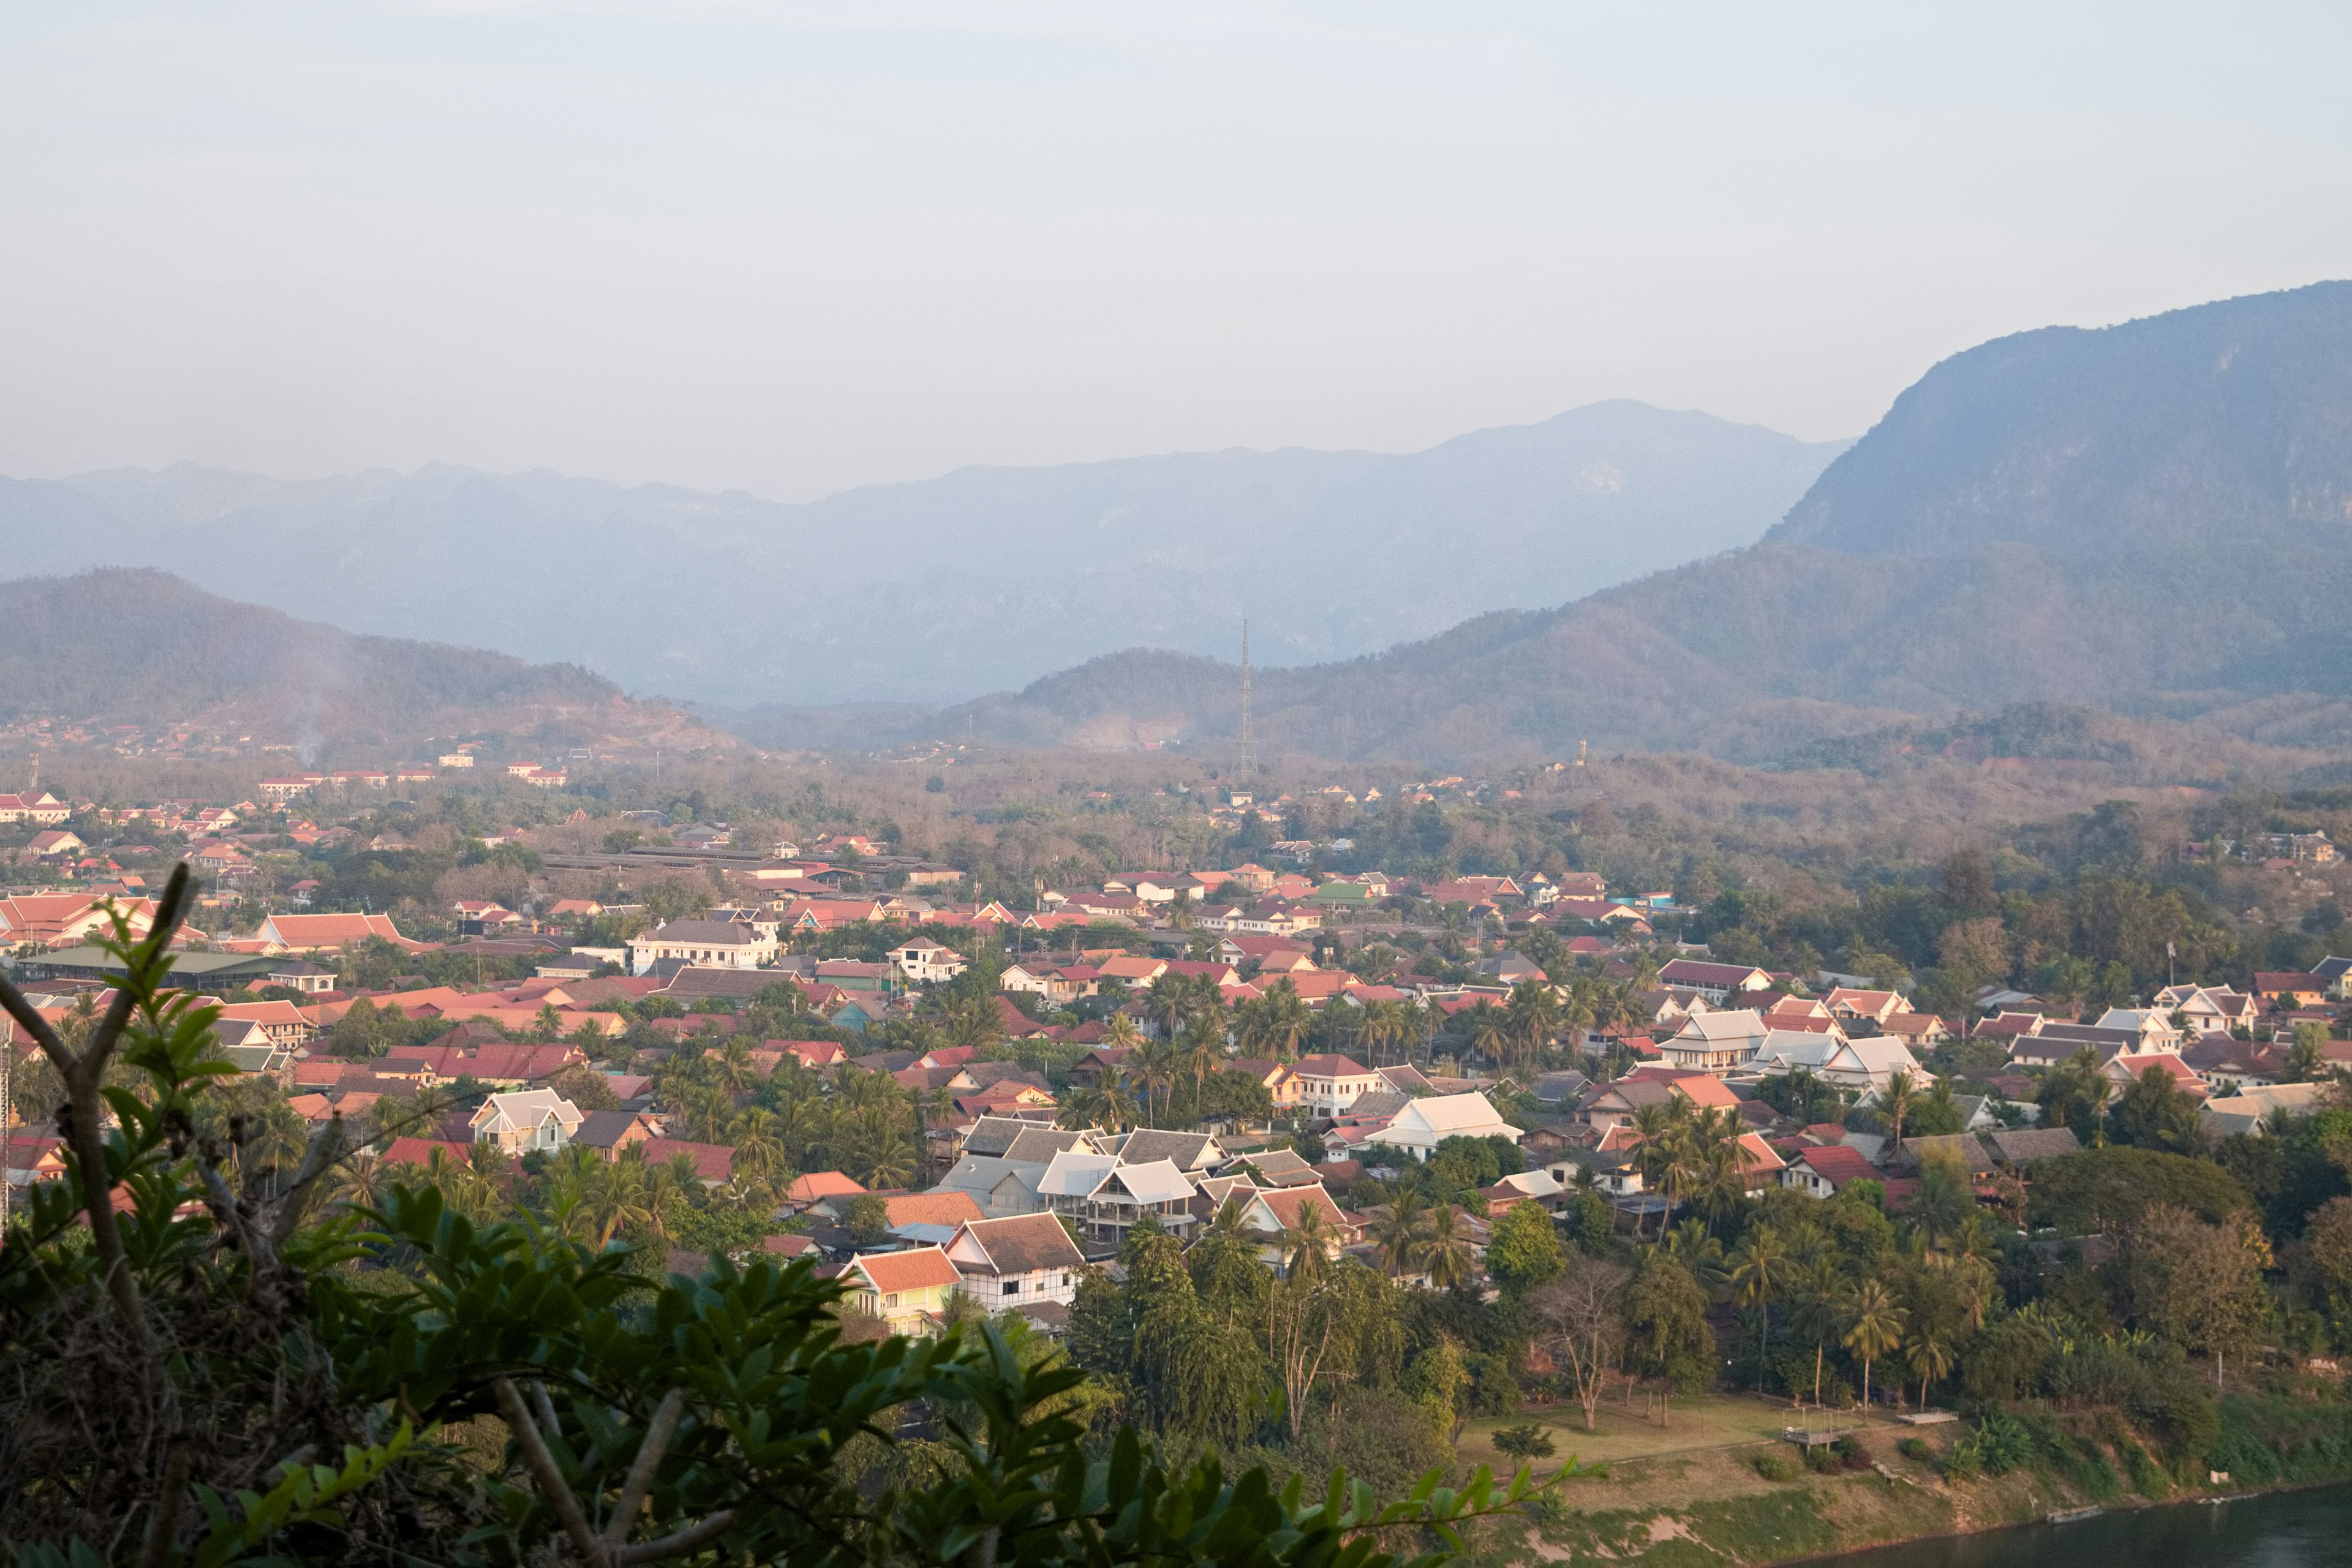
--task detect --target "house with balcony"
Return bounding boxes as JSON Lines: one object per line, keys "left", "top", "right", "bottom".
{"left": 1039, "top": 1152, "right": 1198, "bottom": 1245}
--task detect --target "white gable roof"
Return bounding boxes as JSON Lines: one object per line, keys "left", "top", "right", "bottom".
{"left": 1676, "top": 1009, "right": 1766, "bottom": 1041}
{"left": 1038, "top": 1150, "right": 1120, "bottom": 1198}
{"left": 1371, "top": 1091, "right": 1524, "bottom": 1145}
{"left": 1109, "top": 1158, "right": 1195, "bottom": 1205}
{"left": 472, "top": 1088, "right": 584, "bottom": 1134}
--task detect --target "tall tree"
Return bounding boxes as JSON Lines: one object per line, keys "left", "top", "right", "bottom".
{"left": 1840, "top": 1278, "right": 1907, "bottom": 1409}
{"left": 1528, "top": 1257, "right": 1629, "bottom": 1431}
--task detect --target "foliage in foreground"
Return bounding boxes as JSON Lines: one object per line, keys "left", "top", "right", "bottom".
{"left": 0, "top": 872, "right": 1555, "bottom": 1566}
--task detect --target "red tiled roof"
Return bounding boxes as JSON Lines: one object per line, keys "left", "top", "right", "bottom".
{"left": 884, "top": 1191, "right": 986, "bottom": 1227}
{"left": 638, "top": 1139, "right": 736, "bottom": 1183}
{"left": 851, "top": 1246, "right": 961, "bottom": 1294}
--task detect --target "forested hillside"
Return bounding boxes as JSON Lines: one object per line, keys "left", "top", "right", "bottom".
{"left": 864, "top": 282, "right": 2352, "bottom": 766}
{"left": 0, "top": 568, "right": 719, "bottom": 756}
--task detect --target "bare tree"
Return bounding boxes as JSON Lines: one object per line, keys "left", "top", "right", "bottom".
{"left": 1528, "top": 1256, "right": 1629, "bottom": 1432}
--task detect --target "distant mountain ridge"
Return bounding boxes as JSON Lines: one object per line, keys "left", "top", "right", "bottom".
{"left": 0, "top": 402, "right": 1845, "bottom": 707}
{"left": 0, "top": 569, "right": 723, "bottom": 761}
{"left": 772, "top": 281, "right": 2352, "bottom": 766}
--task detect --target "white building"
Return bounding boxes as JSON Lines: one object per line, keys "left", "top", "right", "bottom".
{"left": 889, "top": 936, "right": 969, "bottom": 986}
{"left": 1290, "top": 1054, "right": 1384, "bottom": 1118}
{"left": 1364, "top": 1091, "right": 1524, "bottom": 1159}
{"left": 470, "top": 1089, "right": 585, "bottom": 1154}
{"left": 945, "top": 1212, "right": 1087, "bottom": 1310}
{"left": 1039, "top": 1152, "right": 1198, "bottom": 1244}
{"left": 627, "top": 918, "right": 779, "bottom": 974}
{"left": 1659, "top": 1009, "right": 1768, "bottom": 1076}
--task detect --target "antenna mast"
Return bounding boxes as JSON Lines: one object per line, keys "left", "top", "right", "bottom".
{"left": 1236, "top": 620, "right": 1257, "bottom": 777}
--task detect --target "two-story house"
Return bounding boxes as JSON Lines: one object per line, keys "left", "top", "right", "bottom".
{"left": 1039, "top": 1152, "right": 1198, "bottom": 1245}
{"left": 1290, "top": 1054, "right": 1383, "bottom": 1118}
{"left": 627, "top": 918, "right": 778, "bottom": 973}
{"left": 889, "top": 936, "right": 969, "bottom": 986}
{"left": 832, "top": 1246, "right": 962, "bottom": 1335}
{"left": 1655, "top": 959, "right": 1773, "bottom": 1003}
{"left": 470, "top": 1089, "right": 586, "bottom": 1154}
{"left": 1658, "top": 1009, "right": 1768, "bottom": 1076}
{"left": 945, "top": 1212, "right": 1087, "bottom": 1310}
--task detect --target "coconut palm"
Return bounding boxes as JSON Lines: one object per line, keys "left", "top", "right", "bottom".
{"left": 1178, "top": 1012, "right": 1224, "bottom": 1120}
{"left": 1727, "top": 1224, "right": 1789, "bottom": 1383}
{"left": 1904, "top": 1332, "right": 1953, "bottom": 1412}
{"left": 1787, "top": 1257, "right": 1842, "bottom": 1408}
{"left": 1419, "top": 1202, "right": 1475, "bottom": 1291}
{"left": 1841, "top": 1278, "right": 1908, "bottom": 1410}
{"left": 731, "top": 1107, "right": 791, "bottom": 1184}
{"left": 1284, "top": 1200, "right": 1335, "bottom": 1283}
{"left": 1877, "top": 1068, "right": 1923, "bottom": 1152}
{"left": 1062, "top": 1076, "right": 1137, "bottom": 1134}
{"left": 941, "top": 991, "right": 1004, "bottom": 1054}
{"left": 1208, "top": 1192, "right": 1254, "bottom": 1242}
{"left": 1134, "top": 1035, "right": 1185, "bottom": 1126}
{"left": 1246, "top": 979, "right": 1313, "bottom": 1061}
{"left": 1373, "top": 1189, "right": 1429, "bottom": 1278}
{"left": 1463, "top": 1003, "right": 1512, "bottom": 1071}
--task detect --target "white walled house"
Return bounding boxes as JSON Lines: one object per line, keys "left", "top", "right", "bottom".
{"left": 1364, "top": 1091, "right": 1523, "bottom": 1159}
{"left": 470, "top": 1090, "right": 586, "bottom": 1154}
{"left": 1290, "top": 1054, "right": 1383, "bottom": 1118}
{"left": 627, "top": 919, "right": 779, "bottom": 973}
{"left": 946, "top": 1212, "right": 1087, "bottom": 1310}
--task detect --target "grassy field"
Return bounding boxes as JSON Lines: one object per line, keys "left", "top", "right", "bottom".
{"left": 1458, "top": 1393, "right": 1917, "bottom": 1471}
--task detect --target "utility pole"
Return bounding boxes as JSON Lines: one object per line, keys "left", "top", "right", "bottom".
{"left": 1236, "top": 620, "right": 1257, "bottom": 778}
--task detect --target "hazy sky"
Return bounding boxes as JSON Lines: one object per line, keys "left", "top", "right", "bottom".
{"left": 3, "top": 2, "right": 2348, "bottom": 501}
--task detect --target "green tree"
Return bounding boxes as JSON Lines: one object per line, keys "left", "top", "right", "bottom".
{"left": 1624, "top": 1255, "right": 1716, "bottom": 1394}
{"left": 1841, "top": 1278, "right": 1907, "bottom": 1409}
{"left": 1485, "top": 1200, "right": 1563, "bottom": 1295}
{"left": 1727, "top": 1224, "right": 1789, "bottom": 1383}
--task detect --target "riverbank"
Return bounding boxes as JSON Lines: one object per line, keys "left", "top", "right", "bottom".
{"left": 1468, "top": 1378, "right": 2352, "bottom": 1566}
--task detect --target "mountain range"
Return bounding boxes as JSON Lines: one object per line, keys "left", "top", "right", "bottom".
{"left": 778, "top": 280, "right": 2352, "bottom": 767}
{"left": 12, "top": 280, "right": 2352, "bottom": 772}
{"left": 0, "top": 402, "right": 1844, "bottom": 709}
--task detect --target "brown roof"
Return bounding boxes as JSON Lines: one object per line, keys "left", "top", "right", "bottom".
{"left": 638, "top": 1139, "right": 735, "bottom": 1183}
{"left": 955, "top": 1212, "right": 1085, "bottom": 1276}
{"left": 1253, "top": 1185, "right": 1348, "bottom": 1233}
{"left": 1985, "top": 1127, "right": 2082, "bottom": 1165}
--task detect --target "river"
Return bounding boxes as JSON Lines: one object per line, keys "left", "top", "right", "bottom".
{"left": 1816, "top": 1487, "right": 2352, "bottom": 1568}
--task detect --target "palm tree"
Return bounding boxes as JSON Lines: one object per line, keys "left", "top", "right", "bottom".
{"left": 1146, "top": 972, "right": 1193, "bottom": 1040}
{"left": 1208, "top": 1192, "right": 1253, "bottom": 1242}
{"left": 731, "top": 1107, "right": 791, "bottom": 1184}
{"left": 1178, "top": 1012, "right": 1223, "bottom": 1121}
{"left": 579, "top": 1151, "right": 657, "bottom": 1245}
{"left": 1248, "top": 979, "right": 1313, "bottom": 1061}
{"left": 1062, "top": 1076, "right": 1137, "bottom": 1134}
{"left": 1374, "top": 1189, "right": 1428, "bottom": 1278}
{"left": 1904, "top": 1332, "right": 1953, "bottom": 1412}
{"left": 1728, "top": 1224, "right": 1789, "bottom": 1385}
{"left": 1284, "top": 1200, "right": 1334, "bottom": 1283}
{"left": 1841, "top": 1278, "right": 1908, "bottom": 1410}
{"left": 714, "top": 1038, "right": 759, "bottom": 1098}
{"left": 1877, "top": 1068, "right": 1922, "bottom": 1152}
{"left": 941, "top": 991, "right": 1004, "bottom": 1055}
{"left": 1787, "top": 1258, "right": 1842, "bottom": 1408}
{"left": 1134, "top": 1035, "right": 1183, "bottom": 1126}
{"left": 1464, "top": 1003, "right": 1511, "bottom": 1071}
{"left": 1419, "top": 1202, "right": 1474, "bottom": 1291}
